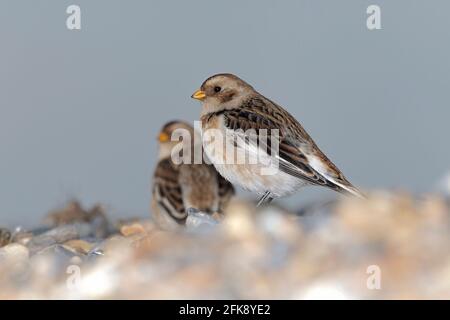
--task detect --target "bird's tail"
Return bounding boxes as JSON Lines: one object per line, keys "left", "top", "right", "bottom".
{"left": 331, "top": 180, "right": 366, "bottom": 199}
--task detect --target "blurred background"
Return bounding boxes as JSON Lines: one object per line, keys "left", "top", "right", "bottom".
{"left": 0, "top": 0, "right": 449, "bottom": 227}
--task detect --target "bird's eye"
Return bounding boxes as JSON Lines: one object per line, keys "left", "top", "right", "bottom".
{"left": 214, "top": 86, "right": 222, "bottom": 93}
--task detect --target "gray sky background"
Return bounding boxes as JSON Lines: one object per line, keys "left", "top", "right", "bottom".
{"left": 1, "top": 1, "right": 449, "bottom": 227}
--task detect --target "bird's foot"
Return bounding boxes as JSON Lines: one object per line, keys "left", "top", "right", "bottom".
{"left": 257, "top": 191, "right": 274, "bottom": 207}
{"left": 186, "top": 207, "right": 219, "bottom": 229}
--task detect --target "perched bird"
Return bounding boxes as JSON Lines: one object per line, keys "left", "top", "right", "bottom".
{"left": 151, "top": 120, "right": 235, "bottom": 230}
{"left": 191, "top": 73, "right": 364, "bottom": 205}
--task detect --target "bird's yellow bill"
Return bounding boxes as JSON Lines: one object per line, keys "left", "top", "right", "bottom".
{"left": 191, "top": 89, "right": 206, "bottom": 101}
{"left": 158, "top": 132, "right": 170, "bottom": 142}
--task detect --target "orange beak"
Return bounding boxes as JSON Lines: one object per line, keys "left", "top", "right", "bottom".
{"left": 191, "top": 89, "right": 206, "bottom": 101}
{"left": 158, "top": 132, "right": 170, "bottom": 142}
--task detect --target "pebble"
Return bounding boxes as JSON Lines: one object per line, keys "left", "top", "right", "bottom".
{"left": 0, "top": 243, "right": 29, "bottom": 259}
{"left": 26, "top": 223, "right": 92, "bottom": 254}
{"left": 64, "top": 239, "right": 95, "bottom": 255}
{"left": 46, "top": 201, "right": 110, "bottom": 238}
{"left": 0, "top": 243, "right": 30, "bottom": 269}
{"left": 30, "top": 244, "right": 82, "bottom": 278}
{"left": 87, "top": 235, "right": 132, "bottom": 260}
{"left": 33, "top": 244, "right": 79, "bottom": 260}
{"left": 222, "top": 200, "right": 258, "bottom": 239}
{"left": 185, "top": 210, "right": 220, "bottom": 229}
{"left": 120, "top": 223, "right": 146, "bottom": 237}
{"left": 1, "top": 193, "right": 450, "bottom": 299}
{"left": 0, "top": 228, "right": 11, "bottom": 248}
{"left": 11, "top": 228, "right": 34, "bottom": 245}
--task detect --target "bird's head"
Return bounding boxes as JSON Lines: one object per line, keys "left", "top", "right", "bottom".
{"left": 157, "top": 120, "right": 195, "bottom": 160}
{"left": 191, "top": 73, "right": 255, "bottom": 114}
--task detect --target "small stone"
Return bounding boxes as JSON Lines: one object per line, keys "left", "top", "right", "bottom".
{"left": 186, "top": 209, "right": 220, "bottom": 229}
{"left": 87, "top": 235, "right": 132, "bottom": 260}
{"left": 211, "top": 212, "right": 225, "bottom": 222}
{"left": 0, "top": 228, "right": 11, "bottom": 248}
{"left": 420, "top": 195, "right": 449, "bottom": 224}
{"left": 64, "top": 239, "right": 95, "bottom": 254}
{"left": 11, "top": 227, "right": 33, "bottom": 245}
{"left": 27, "top": 223, "right": 92, "bottom": 254}
{"left": 31, "top": 244, "right": 81, "bottom": 274}
{"left": 115, "top": 217, "right": 143, "bottom": 230}
{"left": 45, "top": 201, "right": 110, "bottom": 238}
{"left": 0, "top": 243, "right": 30, "bottom": 287}
{"left": 222, "top": 200, "right": 258, "bottom": 239}
{"left": 120, "top": 223, "right": 146, "bottom": 237}
{"left": 45, "top": 201, "right": 87, "bottom": 225}
{"left": 257, "top": 207, "right": 301, "bottom": 242}
{"left": 0, "top": 243, "right": 29, "bottom": 269}
{"left": 69, "top": 255, "right": 83, "bottom": 265}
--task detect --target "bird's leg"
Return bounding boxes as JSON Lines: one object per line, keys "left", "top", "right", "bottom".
{"left": 257, "top": 191, "right": 273, "bottom": 207}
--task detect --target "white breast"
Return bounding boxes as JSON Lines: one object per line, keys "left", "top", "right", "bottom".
{"left": 201, "top": 115, "right": 305, "bottom": 197}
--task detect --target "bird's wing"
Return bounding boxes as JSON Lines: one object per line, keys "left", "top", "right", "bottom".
{"left": 178, "top": 163, "right": 223, "bottom": 213}
{"left": 279, "top": 138, "right": 364, "bottom": 198}
{"left": 217, "top": 173, "right": 235, "bottom": 211}
{"left": 222, "top": 96, "right": 364, "bottom": 198}
{"left": 152, "top": 159, "right": 187, "bottom": 222}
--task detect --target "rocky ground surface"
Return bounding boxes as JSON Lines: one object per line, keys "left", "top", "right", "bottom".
{"left": 1, "top": 190, "right": 450, "bottom": 299}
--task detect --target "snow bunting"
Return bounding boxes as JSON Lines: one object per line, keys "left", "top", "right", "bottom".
{"left": 151, "top": 120, "right": 235, "bottom": 230}
{"left": 191, "top": 73, "right": 364, "bottom": 205}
